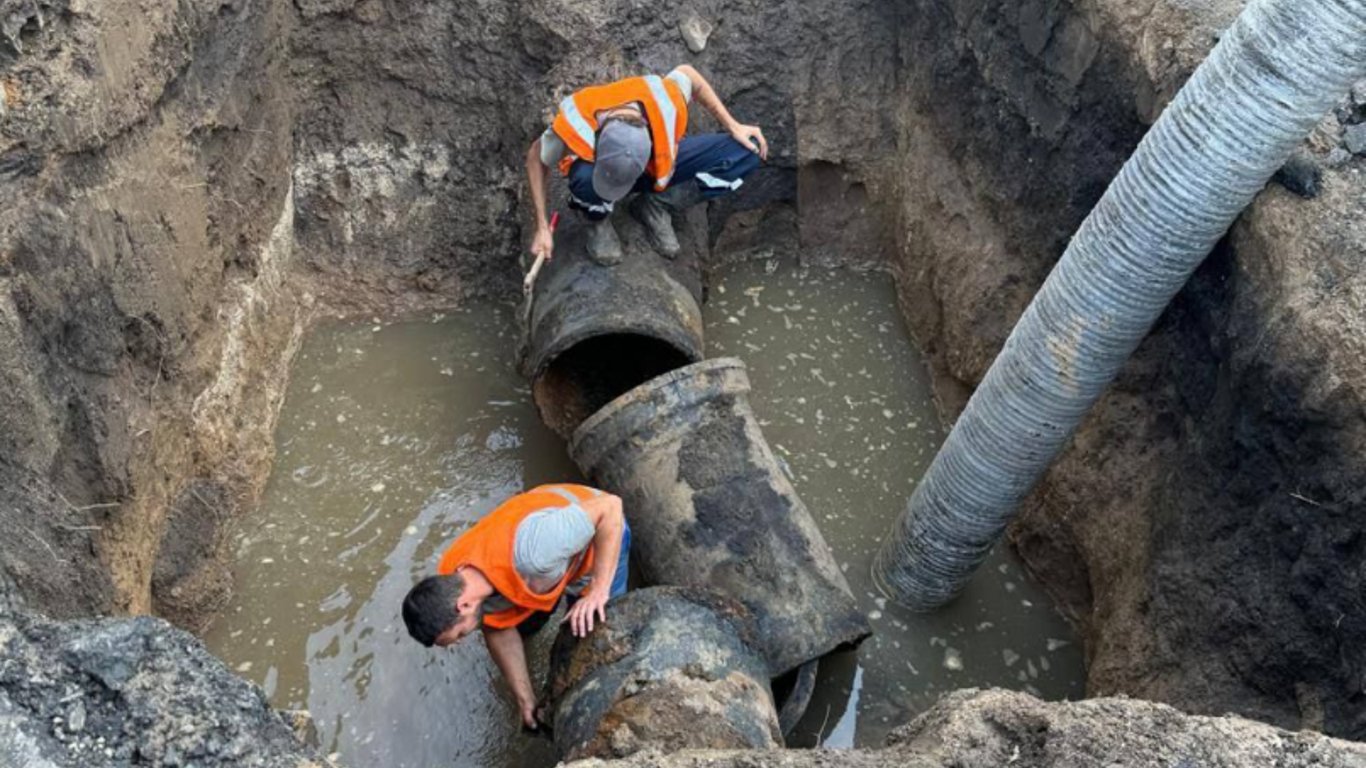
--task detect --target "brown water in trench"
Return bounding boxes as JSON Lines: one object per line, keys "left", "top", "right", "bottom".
{"left": 202, "top": 259, "right": 1083, "bottom": 766}
{"left": 703, "top": 260, "right": 1084, "bottom": 747}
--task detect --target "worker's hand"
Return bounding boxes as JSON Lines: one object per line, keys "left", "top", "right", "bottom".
{"left": 531, "top": 223, "right": 555, "bottom": 262}
{"left": 566, "top": 587, "right": 610, "bottom": 638}
{"left": 519, "top": 699, "right": 539, "bottom": 730}
{"left": 729, "top": 123, "right": 768, "bottom": 162}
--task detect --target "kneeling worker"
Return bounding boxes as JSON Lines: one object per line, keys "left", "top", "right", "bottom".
{"left": 402, "top": 484, "right": 629, "bottom": 730}
{"left": 527, "top": 64, "right": 769, "bottom": 265}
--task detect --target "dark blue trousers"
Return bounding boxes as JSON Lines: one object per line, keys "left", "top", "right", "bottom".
{"left": 568, "top": 133, "right": 761, "bottom": 220}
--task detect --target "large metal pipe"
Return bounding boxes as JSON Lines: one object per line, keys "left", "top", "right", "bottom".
{"left": 873, "top": 0, "right": 1366, "bottom": 610}
{"left": 571, "top": 358, "right": 871, "bottom": 676}
{"left": 521, "top": 222, "right": 706, "bottom": 439}
{"left": 545, "top": 587, "right": 782, "bottom": 762}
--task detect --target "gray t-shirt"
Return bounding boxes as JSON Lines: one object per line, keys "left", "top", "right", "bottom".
{"left": 483, "top": 503, "right": 595, "bottom": 615}
{"left": 539, "top": 68, "right": 695, "bottom": 167}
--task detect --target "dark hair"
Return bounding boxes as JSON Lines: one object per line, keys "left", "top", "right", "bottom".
{"left": 402, "top": 574, "right": 466, "bottom": 647}
{"left": 596, "top": 109, "right": 648, "bottom": 141}
{"left": 608, "top": 111, "right": 646, "bottom": 128}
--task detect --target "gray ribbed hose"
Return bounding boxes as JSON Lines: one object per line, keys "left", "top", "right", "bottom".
{"left": 874, "top": 0, "right": 1366, "bottom": 610}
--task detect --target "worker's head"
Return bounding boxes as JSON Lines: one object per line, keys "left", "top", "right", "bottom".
{"left": 402, "top": 572, "right": 484, "bottom": 647}
{"left": 592, "top": 109, "right": 651, "bottom": 202}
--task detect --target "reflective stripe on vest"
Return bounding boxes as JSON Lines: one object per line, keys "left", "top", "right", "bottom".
{"left": 436, "top": 483, "right": 602, "bottom": 630}
{"left": 543, "top": 484, "right": 599, "bottom": 506}
{"left": 642, "top": 76, "right": 678, "bottom": 187}
{"left": 557, "top": 94, "right": 596, "bottom": 153}
{"left": 550, "top": 74, "right": 689, "bottom": 192}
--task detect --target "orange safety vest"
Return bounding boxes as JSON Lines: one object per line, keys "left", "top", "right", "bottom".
{"left": 437, "top": 483, "right": 601, "bottom": 630}
{"left": 550, "top": 74, "right": 690, "bottom": 192}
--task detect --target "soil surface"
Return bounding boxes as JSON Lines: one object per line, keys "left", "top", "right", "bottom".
{"left": 0, "top": 605, "right": 329, "bottom": 767}
{"left": 0, "top": 0, "right": 302, "bottom": 630}
{"left": 567, "top": 688, "right": 1366, "bottom": 767}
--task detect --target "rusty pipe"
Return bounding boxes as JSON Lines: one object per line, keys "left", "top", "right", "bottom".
{"left": 520, "top": 219, "right": 706, "bottom": 439}
{"left": 546, "top": 587, "right": 782, "bottom": 761}
{"left": 570, "top": 358, "right": 871, "bottom": 676}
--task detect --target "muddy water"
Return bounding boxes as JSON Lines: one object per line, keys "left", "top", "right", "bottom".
{"left": 204, "top": 259, "right": 1082, "bottom": 767}
{"left": 701, "top": 259, "right": 1084, "bottom": 748}
{"left": 202, "top": 311, "right": 571, "bottom": 768}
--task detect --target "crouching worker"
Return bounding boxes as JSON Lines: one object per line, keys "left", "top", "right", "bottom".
{"left": 526, "top": 64, "right": 769, "bottom": 266}
{"left": 401, "top": 484, "right": 629, "bottom": 730}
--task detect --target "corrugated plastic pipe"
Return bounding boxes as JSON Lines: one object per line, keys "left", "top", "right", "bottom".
{"left": 874, "top": 0, "right": 1366, "bottom": 610}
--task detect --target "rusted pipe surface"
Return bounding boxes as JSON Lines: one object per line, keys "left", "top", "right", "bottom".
{"left": 546, "top": 587, "right": 781, "bottom": 762}
{"left": 521, "top": 224, "right": 705, "bottom": 439}
{"left": 570, "top": 358, "right": 871, "bottom": 676}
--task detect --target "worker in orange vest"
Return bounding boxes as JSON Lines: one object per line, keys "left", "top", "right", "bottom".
{"left": 526, "top": 65, "right": 769, "bottom": 266}
{"left": 401, "top": 484, "right": 629, "bottom": 730}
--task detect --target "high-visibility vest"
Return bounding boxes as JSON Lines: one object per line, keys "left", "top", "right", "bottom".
{"left": 437, "top": 484, "right": 601, "bottom": 630}
{"left": 550, "top": 74, "right": 690, "bottom": 192}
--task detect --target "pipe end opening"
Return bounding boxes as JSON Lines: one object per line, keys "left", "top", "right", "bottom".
{"left": 533, "top": 333, "right": 697, "bottom": 438}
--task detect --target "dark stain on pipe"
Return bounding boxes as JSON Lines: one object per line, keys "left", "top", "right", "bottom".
{"left": 571, "top": 358, "right": 871, "bottom": 677}
{"left": 679, "top": 407, "right": 812, "bottom": 559}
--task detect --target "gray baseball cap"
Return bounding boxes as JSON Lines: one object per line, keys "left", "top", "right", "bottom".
{"left": 592, "top": 119, "right": 651, "bottom": 202}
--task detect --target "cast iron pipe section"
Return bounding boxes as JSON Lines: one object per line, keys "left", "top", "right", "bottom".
{"left": 545, "top": 587, "right": 782, "bottom": 761}
{"left": 521, "top": 221, "right": 706, "bottom": 439}
{"left": 874, "top": 0, "right": 1366, "bottom": 610}
{"left": 571, "top": 358, "right": 871, "bottom": 676}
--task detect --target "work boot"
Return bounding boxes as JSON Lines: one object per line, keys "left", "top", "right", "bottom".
{"left": 632, "top": 183, "right": 705, "bottom": 259}
{"left": 585, "top": 217, "right": 623, "bottom": 266}
{"left": 631, "top": 193, "right": 681, "bottom": 258}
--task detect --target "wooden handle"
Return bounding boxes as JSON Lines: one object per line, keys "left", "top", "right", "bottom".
{"left": 523, "top": 254, "right": 547, "bottom": 294}
{"left": 523, "top": 212, "right": 560, "bottom": 295}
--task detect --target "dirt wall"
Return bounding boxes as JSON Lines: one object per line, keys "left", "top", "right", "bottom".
{"left": 0, "top": 0, "right": 302, "bottom": 629}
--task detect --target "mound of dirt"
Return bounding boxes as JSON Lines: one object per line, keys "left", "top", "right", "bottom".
{"left": 567, "top": 688, "right": 1366, "bottom": 767}
{"left": 0, "top": 607, "right": 328, "bottom": 767}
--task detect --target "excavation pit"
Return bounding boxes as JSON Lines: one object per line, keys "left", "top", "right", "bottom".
{"left": 203, "top": 261, "right": 1083, "bottom": 766}
{"left": 3, "top": 0, "right": 1362, "bottom": 762}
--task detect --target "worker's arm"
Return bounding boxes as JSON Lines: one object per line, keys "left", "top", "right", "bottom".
{"left": 564, "top": 493, "right": 625, "bottom": 638}
{"left": 483, "top": 624, "right": 539, "bottom": 729}
{"left": 674, "top": 65, "right": 768, "bottom": 161}
{"left": 526, "top": 137, "right": 555, "bottom": 261}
